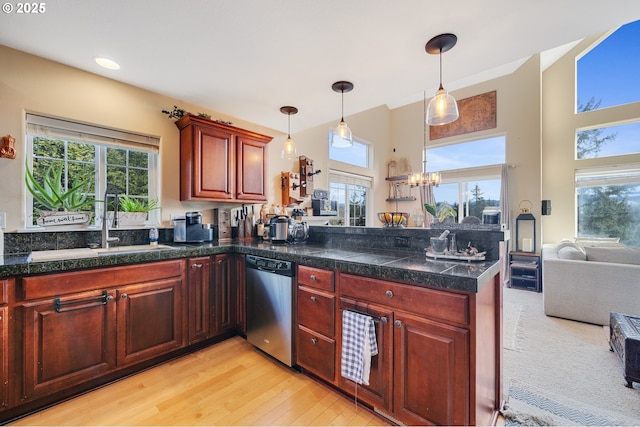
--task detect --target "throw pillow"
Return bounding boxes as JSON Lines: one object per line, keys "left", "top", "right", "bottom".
{"left": 584, "top": 246, "right": 640, "bottom": 265}
{"left": 557, "top": 246, "right": 587, "bottom": 261}
{"left": 554, "top": 240, "right": 581, "bottom": 253}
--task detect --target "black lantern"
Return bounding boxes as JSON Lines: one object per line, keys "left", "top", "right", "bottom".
{"left": 515, "top": 200, "right": 536, "bottom": 253}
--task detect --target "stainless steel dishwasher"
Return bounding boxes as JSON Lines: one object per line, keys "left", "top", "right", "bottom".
{"left": 246, "top": 254, "right": 295, "bottom": 367}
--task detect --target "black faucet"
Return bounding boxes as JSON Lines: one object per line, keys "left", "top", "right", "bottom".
{"left": 102, "top": 184, "right": 120, "bottom": 248}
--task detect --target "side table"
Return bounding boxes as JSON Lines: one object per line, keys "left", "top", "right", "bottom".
{"left": 610, "top": 312, "right": 640, "bottom": 388}
{"left": 509, "top": 251, "right": 541, "bottom": 292}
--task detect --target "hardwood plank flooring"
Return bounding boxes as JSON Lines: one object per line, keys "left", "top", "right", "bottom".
{"left": 9, "top": 337, "right": 390, "bottom": 426}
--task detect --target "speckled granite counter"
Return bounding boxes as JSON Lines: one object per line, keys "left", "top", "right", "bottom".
{"left": 0, "top": 240, "right": 500, "bottom": 293}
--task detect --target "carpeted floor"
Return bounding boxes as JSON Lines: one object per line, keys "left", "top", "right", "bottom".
{"left": 502, "top": 286, "right": 640, "bottom": 425}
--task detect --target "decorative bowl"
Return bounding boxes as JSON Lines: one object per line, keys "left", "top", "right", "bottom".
{"left": 377, "top": 212, "right": 409, "bottom": 227}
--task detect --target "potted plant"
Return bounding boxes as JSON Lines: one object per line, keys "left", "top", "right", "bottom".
{"left": 436, "top": 202, "right": 457, "bottom": 223}
{"left": 108, "top": 195, "right": 160, "bottom": 226}
{"left": 25, "top": 162, "right": 97, "bottom": 227}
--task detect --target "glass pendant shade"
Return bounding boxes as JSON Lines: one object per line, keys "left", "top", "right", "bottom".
{"left": 331, "top": 120, "right": 353, "bottom": 147}
{"left": 279, "top": 106, "right": 299, "bottom": 160}
{"left": 330, "top": 81, "right": 354, "bottom": 148}
{"left": 281, "top": 135, "right": 297, "bottom": 160}
{"left": 426, "top": 87, "right": 459, "bottom": 126}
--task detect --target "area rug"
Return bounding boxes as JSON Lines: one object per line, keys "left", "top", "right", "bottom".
{"left": 502, "top": 379, "right": 640, "bottom": 426}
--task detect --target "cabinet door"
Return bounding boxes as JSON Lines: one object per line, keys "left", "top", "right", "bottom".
{"left": 338, "top": 298, "right": 393, "bottom": 412}
{"left": 187, "top": 257, "right": 212, "bottom": 344}
{"left": 235, "top": 254, "right": 246, "bottom": 333}
{"left": 393, "top": 310, "right": 470, "bottom": 426}
{"left": 213, "top": 254, "right": 236, "bottom": 334}
{"left": 22, "top": 290, "right": 116, "bottom": 399}
{"left": 116, "top": 278, "right": 183, "bottom": 367}
{"left": 189, "top": 124, "right": 234, "bottom": 200}
{"left": 236, "top": 135, "right": 267, "bottom": 201}
{"left": 0, "top": 306, "right": 7, "bottom": 409}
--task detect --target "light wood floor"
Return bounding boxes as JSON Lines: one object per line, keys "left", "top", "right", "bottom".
{"left": 9, "top": 336, "right": 390, "bottom": 426}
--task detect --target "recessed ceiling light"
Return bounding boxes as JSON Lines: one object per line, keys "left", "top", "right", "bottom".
{"left": 94, "top": 57, "right": 120, "bottom": 70}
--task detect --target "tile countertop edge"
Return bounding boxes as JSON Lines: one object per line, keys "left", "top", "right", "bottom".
{"left": 0, "top": 242, "right": 500, "bottom": 293}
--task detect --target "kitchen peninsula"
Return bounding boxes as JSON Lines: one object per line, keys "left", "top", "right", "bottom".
{"left": 0, "top": 225, "right": 505, "bottom": 426}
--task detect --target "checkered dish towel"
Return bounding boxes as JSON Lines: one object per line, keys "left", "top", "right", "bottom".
{"left": 341, "top": 310, "right": 378, "bottom": 385}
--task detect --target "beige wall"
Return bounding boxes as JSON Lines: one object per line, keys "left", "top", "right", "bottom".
{"left": 2, "top": 44, "right": 550, "bottom": 244}
{"left": 542, "top": 32, "right": 640, "bottom": 244}
{"left": 390, "top": 55, "right": 543, "bottom": 246}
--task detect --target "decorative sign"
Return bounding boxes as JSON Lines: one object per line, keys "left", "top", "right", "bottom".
{"left": 429, "top": 90, "right": 497, "bottom": 140}
{"left": 37, "top": 211, "right": 92, "bottom": 227}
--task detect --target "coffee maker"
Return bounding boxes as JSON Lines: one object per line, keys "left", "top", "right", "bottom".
{"left": 173, "top": 211, "right": 214, "bottom": 242}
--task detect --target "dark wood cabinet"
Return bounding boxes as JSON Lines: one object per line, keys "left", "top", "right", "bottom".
{"left": 235, "top": 255, "right": 246, "bottom": 334}
{"left": 0, "top": 279, "right": 10, "bottom": 410}
{"left": 22, "top": 290, "right": 117, "bottom": 399}
{"left": 296, "top": 265, "right": 337, "bottom": 383}
{"left": 18, "top": 260, "right": 184, "bottom": 401}
{"left": 213, "top": 254, "right": 236, "bottom": 334}
{"left": 339, "top": 273, "right": 472, "bottom": 425}
{"left": 393, "top": 310, "right": 469, "bottom": 426}
{"left": 186, "top": 256, "right": 213, "bottom": 344}
{"left": 176, "top": 114, "right": 272, "bottom": 202}
{"left": 116, "top": 278, "right": 183, "bottom": 367}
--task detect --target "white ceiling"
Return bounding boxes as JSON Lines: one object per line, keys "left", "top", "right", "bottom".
{"left": 1, "top": 1, "right": 640, "bottom": 133}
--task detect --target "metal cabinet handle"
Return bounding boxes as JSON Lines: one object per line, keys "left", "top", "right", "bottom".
{"left": 394, "top": 320, "right": 402, "bottom": 328}
{"left": 310, "top": 275, "right": 317, "bottom": 281}
{"left": 310, "top": 296, "right": 317, "bottom": 302}
{"left": 121, "top": 293, "right": 128, "bottom": 299}
{"left": 311, "top": 338, "right": 317, "bottom": 344}
{"left": 55, "top": 290, "right": 109, "bottom": 313}
{"left": 386, "top": 290, "right": 393, "bottom": 298}
{"left": 106, "top": 295, "right": 114, "bottom": 302}
{"left": 191, "top": 263, "right": 203, "bottom": 269}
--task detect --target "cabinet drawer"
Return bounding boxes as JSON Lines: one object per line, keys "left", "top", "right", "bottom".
{"left": 297, "top": 325, "right": 335, "bottom": 382}
{"left": 340, "top": 273, "right": 469, "bottom": 326}
{"left": 298, "top": 286, "right": 335, "bottom": 337}
{"left": 298, "top": 265, "right": 334, "bottom": 292}
{"left": 20, "top": 260, "right": 184, "bottom": 300}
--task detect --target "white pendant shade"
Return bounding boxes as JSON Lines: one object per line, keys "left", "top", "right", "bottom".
{"left": 426, "top": 88, "right": 459, "bottom": 126}
{"left": 331, "top": 120, "right": 353, "bottom": 147}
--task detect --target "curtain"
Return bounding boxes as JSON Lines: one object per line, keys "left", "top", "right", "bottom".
{"left": 419, "top": 184, "right": 436, "bottom": 226}
{"left": 499, "top": 164, "right": 511, "bottom": 286}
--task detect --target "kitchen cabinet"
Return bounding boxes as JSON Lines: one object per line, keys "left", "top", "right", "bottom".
{"left": 176, "top": 114, "right": 272, "bottom": 202}
{"left": 234, "top": 254, "right": 246, "bottom": 334}
{"left": 0, "top": 279, "right": 9, "bottom": 411}
{"left": 187, "top": 256, "right": 213, "bottom": 344}
{"left": 339, "top": 273, "right": 471, "bottom": 426}
{"left": 213, "top": 254, "right": 236, "bottom": 334}
{"left": 296, "top": 265, "right": 336, "bottom": 383}
{"left": 18, "top": 260, "right": 184, "bottom": 401}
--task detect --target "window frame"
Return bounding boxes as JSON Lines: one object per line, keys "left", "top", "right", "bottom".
{"left": 25, "top": 113, "right": 160, "bottom": 229}
{"left": 328, "top": 170, "right": 372, "bottom": 227}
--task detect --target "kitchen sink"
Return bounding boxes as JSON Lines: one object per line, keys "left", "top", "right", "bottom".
{"left": 30, "top": 244, "right": 177, "bottom": 262}
{"left": 93, "top": 244, "right": 176, "bottom": 256}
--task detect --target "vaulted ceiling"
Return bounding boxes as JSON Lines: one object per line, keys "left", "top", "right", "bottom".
{"left": 2, "top": 1, "right": 639, "bottom": 132}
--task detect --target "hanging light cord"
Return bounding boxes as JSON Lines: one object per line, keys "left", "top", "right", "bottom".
{"left": 423, "top": 91, "right": 427, "bottom": 174}
{"left": 287, "top": 112, "right": 291, "bottom": 138}
{"left": 438, "top": 47, "right": 444, "bottom": 91}
{"left": 340, "top": 89, "right": 345, "bottom": 122}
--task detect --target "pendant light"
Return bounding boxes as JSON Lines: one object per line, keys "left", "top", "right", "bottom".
{"left": 425, "top": 33, "right": 459, "bottom": 126}
{"left": 330, "top": 81, "right": 354, "bottom": 148}
{"left": 409, "top": 91, "right": 441, "bottom": 188}
{"left": 280, "top": 106, "right": 298, "bottom": 160}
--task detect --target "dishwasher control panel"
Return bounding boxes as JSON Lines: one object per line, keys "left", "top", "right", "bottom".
{"left": 246, "top": 255, "right": 293, "bottom": 276}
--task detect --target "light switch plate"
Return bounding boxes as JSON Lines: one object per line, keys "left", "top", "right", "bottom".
{"left": 0, "top": 212, "right": 5, "bottom": 229}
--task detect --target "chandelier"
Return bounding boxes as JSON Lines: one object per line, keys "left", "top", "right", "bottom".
{"left": 409, "top": 91, "right": 441, "bottom": 188}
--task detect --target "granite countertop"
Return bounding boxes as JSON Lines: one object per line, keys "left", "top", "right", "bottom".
{"left": 0, "top": 241, "right": 500, "bottom": 293}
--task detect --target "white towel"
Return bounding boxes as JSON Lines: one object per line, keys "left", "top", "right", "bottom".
{"left": 341, "top": 310, "right": 378, "bottom": 385}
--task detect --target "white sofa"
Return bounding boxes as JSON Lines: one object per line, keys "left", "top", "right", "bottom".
{"left": 542, "top": 240, "right": 640, "bottom": 326}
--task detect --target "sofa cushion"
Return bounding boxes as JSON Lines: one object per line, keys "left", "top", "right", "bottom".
{"left": 554, "top": 239, "right": 577, "bottom": 251}
{"left": 557, "top": 245, "right": 587, "bottom": 261}
{"left": 584, "top": 246, "right": 640, "bottom": 265}
{"left": 575, "top": 237, "right": 622, "bottom": 248}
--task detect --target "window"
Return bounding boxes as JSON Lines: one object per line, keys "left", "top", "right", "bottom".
{"left": 329, "top": 171, "right": 371, "bottom": 226}
{"left": 576, "top": 166, "right": 640, "bottom": 246}
{"left": 576, "top": 121, "right": 640, "bottom": 159}
{"left": 576, "top": 20, "right": 640, "bottom": 113}
{"left": 328, "top": 134, "right": 369, "bottom": 168}
{"left": 427, "top": 137, "right": 505, "bottom": 221}
{"left": 26, "top": 113, "right": 159, "bottom": 227}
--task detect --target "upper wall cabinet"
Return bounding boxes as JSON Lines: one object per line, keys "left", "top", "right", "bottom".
{"left": 176, "top": 114, "right": 272, "bottom": 202}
